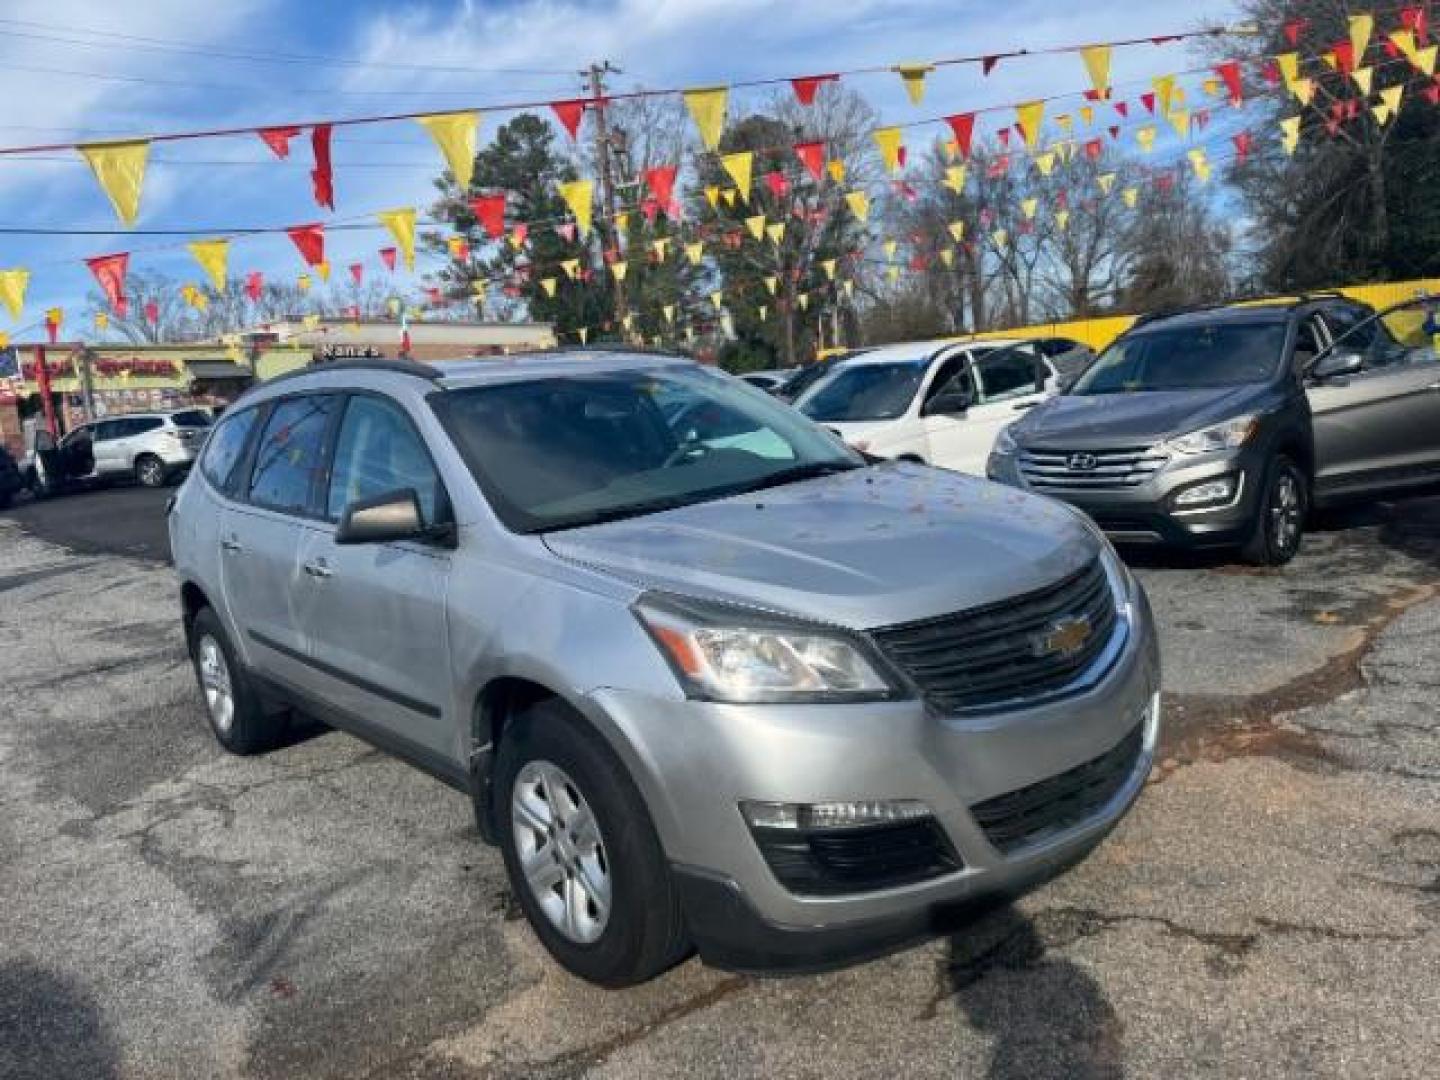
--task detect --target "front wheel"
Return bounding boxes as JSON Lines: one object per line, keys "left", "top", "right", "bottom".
{"left": 1241, "top": 455, "right": 1308, "bottom": 566}
{"left": 188, "top": 607, "right": 286, "bottom": 754}
{"left": 495, "top": 698, "right": 688, "bottom": 986}
{"left": 135, "top": 454, "right": 167, "bottom": 488}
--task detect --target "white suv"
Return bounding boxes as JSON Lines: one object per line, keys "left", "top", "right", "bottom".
{"left": 37, "top": 409, "right": 212, "bottom": 492}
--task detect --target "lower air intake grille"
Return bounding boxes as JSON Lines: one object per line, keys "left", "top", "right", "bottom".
{"left": 751, "top": 818, "right": 961, "bottom": 896}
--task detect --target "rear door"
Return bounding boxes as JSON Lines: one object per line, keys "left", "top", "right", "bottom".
{"left": 221, "top": 393, "right": 341, "bottom": 687}
{"left": 915, "top": 351, "right": 978, "bottom": 469}
{"left": 295, "top": 393, "right": 455, "bottom": 762}
{"left": 1310, "top": 307, "right": 1440, "bottom": 494}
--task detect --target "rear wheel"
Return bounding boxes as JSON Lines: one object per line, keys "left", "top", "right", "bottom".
{"left": 188, "top": 607, "right": 286, "bottom": 754}
{"left": 1241, "top": 455, "right": 1307, "bottom": 566}
{"left": 135, "top": 454, "right": 167, "bottom": 488}
{"left": 495, "top": 698, "right": 688, "bottom": 985}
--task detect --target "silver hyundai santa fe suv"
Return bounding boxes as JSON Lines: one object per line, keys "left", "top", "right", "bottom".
{"left": 169, "top": 354, "right": 1160, "bottom": 985}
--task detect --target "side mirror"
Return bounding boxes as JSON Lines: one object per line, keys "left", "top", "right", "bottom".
{"left": 336, "top": 489, "right": 451, "bottom": 547}
{"left": 1311, "top": 348, "right": 1365, "bottom": 382}
{"left": 922, "top": 391, "right": 973, "bottom": 417}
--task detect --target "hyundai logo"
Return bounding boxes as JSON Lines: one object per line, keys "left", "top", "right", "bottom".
{"left": 1067, "top": 452, "right": 1099, "bottom": 472}
{"left": 1031, "top": 615, "right": 1094, "bottom": 659}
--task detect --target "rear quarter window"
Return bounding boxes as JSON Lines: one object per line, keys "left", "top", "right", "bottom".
{"left": 200, "top": 407, "right": 260, "bottom": 494}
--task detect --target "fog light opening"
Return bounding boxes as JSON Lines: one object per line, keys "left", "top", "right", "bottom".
{"left": 740, "top": 798, "right": 932, "bottom": 831}
{"left": 1173, "top": 475, "right": 1238, "bottom": 510}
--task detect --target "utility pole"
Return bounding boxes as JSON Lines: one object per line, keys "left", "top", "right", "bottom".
{"left": 585, "top": 61, "right": 629, "bottom": 339}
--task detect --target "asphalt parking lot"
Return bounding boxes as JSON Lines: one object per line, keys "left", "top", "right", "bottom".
{"left": 2, "top": 483, "right": 1438, "bottom": 1079}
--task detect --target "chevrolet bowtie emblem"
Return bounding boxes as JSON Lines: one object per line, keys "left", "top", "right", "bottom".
{"left": 1033, "top": 615, "right": 1093, "bottom": 659}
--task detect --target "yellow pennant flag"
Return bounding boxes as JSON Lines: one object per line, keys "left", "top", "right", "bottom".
{"left": 1351, "top": 67, "right": 1373, "bottom": 97}
{"left": 948, "top": 220, "right": 965, "bottom": 242}
{"left": 883, "top": 239, "right": 898, "bottom": 260}
{"left": 297, "top": 274, "right": 311, "bottom": 293}
{"left": 844, "top": 190, "right": 870, "bottom": 222}
{"left": 843, "top": 280, "right": 854, "bottom": 300}
{"left": 1292, "top": 78, "right": 1316, "bottom": 106}
{"left": 943, "top": 165, "right": 967, "bottom": 193}
{"left": 1055, "top": 209, "right": 1071, "bottom": 231}
{"left": 938, "top": 249, "right": 955, "bottom": 267}
{"left": 745, "top": 214, "right": 766, "bottom": 240}
{"left": 1098, "top": 172, "right": 1116, "bottom": 194}
{"left": 703, "top": 185, "right": 721, "bottom": 210}
{"left": 764, "top": 275, "right": 778, "bottom": 295}
{"left": 1167, "top": 109, "right": 1190, "bottom": 139}
{"left": 1280, "top": 116, "right": 1302, "bottom": 155}
{"left": 621, "top": 313, "right": 636, "bottom": 331}
{"left": 710, "top": 290, "right": 724, "bottom": 311}
{"left": 79, "top": 140, "right": 149, "bottom": 225}
{"left": 1021, "top": 198, "right": 1038, "bottom": 220}
{"left": 1055, "top": 114, "right": 1073, "bottom": 135}
{"left": 560, "top": 258, "right": 579, "bottom": 279}
{"left": 1187, "top": 148, "right": 1209, "bottom": 179}
{"left": 991, "top": 229, "right": 1008, "bottom": 250}
{"left": 663, "top": 303, "right": 675, "bottom": 323}
{"left": 1153, "top": 74, "right": 1177, "bottom": 117}
{"left": 539, "top": 278, "right": 557, "bottom": 298}
{"left": 798, "top": 293, "right": 810, "bottom": 311}
{"left": 765, "top": 221, "right": 784, "bottom": 245}
{"left": 558, "top": 179, "right": 593, "bottom": 235}
{"left": 684, "top": 87, "right": 728, "bottom": 150}
{"left": 1122, "top": 187, "right": 1139, "bottom": 208}
{"left": 0, "top": 268, "right": 30, "bottom": 320}
{"left": 1035, "top": 152, "right": 1055, "bottom": 177}
{"left": 1203, "top": 78, "right": 1221, "bottom": 98}
{"left": 685, "top": 242, "right": 704, "bottom": 265}
{"left": 1416, "top": 46, "right": 1439, "bottom": 76}
{"left": 1389, "top": 30, "right": 1419, "bottom": 64}
{"left": 721, "top": 151, "right": 753, "bottom": 201}
{"left": 614, "top": 211, "right": 629, "bottom": 233}
{"left": 0, "top": 332, "right": 7, "bottom": 348}
{"left": 578, "top": 327, "right": 590, "bottom": 344}
{"left": 416, "top": 112, "right": 479, "bottom": 190}
{"left": 471, "top": 280, "right": 487, "bottom": 298}
{"left": 612, "top": 260, "right": 628, "bottom": 282}
{"left": 1375, "top": 84, "right": 1404, "bottom": 124}
{"left": 886, "top": 266, "right": 900, "bottom": 283}
{"left": 721, "top": 189, "right": 738, "bottom": 207}
{"left": 821, "top": 258, "right": 837, "bottom": 280}
{"left": 187, "top": 239, "right": 228, "bottom": 293}
{"left": 1135, "top": 125, "right": 1157, "bottom": 152}
{"left": 873, "top": 126, "right": 903, "bottom": 173}
{"left": 1015, "top": 102, "right": 1045, "bottom": 148}
{"left": 894, "top": 63, "right": 932, "bottom": 105}
{"left": 757, "top": 304, "right": 768, "bottom": 322}
{"left": 827, "top": 159, "right": 846, "bottom": 184}
{"left": 1276, "top": 52, "right": 1300, "bottom": 88}
{"left": 1080, "top": 45, "right": 1111, "bottom": 99}
{"left": 652, "top": 237, "right": 670, "bottom": 259}
{"left": 1079, "top": 104, "right": 1094, "bottom": 128}
{"left": 316, "top": 261, "right": 331, "bottom": 283}
{"left": 377, "top": 208, "right": 416, "bottom": 271}
{"left": 1349, "top": 14, "right": 1374, "bottom": 62}
{"left": 94, "top": 311, "right": 108, "bottom": 332}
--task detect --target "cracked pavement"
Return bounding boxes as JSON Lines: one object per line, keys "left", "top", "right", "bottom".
{"left": 1, "top": 486, "right": 1438, "bottom": 1079}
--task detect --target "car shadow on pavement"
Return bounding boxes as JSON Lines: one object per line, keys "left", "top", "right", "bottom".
{"left": 940, "top": 905, "right": 1123, "bottom": 1080}
{"left": 0, "top": 960, "right": 120, "bottom": 1080}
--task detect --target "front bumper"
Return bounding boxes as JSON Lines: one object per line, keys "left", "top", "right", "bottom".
{"left": 583, "top": 578, "right": 1161, "bottom": 972}
{"left": 988, "top": 445, "right": 1264, "bottom": 548}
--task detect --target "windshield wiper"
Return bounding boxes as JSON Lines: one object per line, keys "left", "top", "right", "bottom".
{"left": 727, "top": 461, "right": 863, "bottom": 497}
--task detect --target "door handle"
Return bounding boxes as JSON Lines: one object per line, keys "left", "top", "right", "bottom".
{"left": 1012, "top": 401, "right": 1038, "bottom": 411}
{"left": 220, "top": 538, "right": 243, "bottom": 553}
{"left": 302, "top": 560, "right": 334, "bottom": 580}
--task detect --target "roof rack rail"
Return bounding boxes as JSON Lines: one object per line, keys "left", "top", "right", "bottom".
{"left": 552, "top": 343, "right": 691, "bottom": 358}
{"left": 1131, "top": 290, "right": 1354, "bottom": 328}
{"left": 262, "top": 358, "right": 444, "bottom": 387}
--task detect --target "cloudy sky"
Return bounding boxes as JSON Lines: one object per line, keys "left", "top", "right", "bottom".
{"left": 0, "top": 0, "right": 1242, "bottom": 338}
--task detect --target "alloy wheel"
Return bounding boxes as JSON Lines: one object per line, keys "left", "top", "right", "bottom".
{"left": 197, "top": 635, "right": 235, "bottom": 734}
{"left": 139, "top": 458, "right": 164, "bottom": 487}
{"left": 1270, "top": 471, "right": 1303, "bottom": 557}
{"left": 511, "top": 760, "right": 612, "bottom": 944}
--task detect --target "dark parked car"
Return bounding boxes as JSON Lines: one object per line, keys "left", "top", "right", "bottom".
{"left": 988, "top": 295, "right": 1440, "bottom": 565}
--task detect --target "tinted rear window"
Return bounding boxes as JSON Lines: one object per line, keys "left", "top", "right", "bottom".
{"left": 247, "top": 396, "right": 339, "bottom": 515}
{"left": 171, "top": 410, "right": 212, "bottom": 428}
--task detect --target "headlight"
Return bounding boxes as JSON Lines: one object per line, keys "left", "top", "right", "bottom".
{"left": 1166, "top": 414, "right": 1259, "bottom": 455}
{"left": 634, "top": 594, "right": 900, "bottom": 703}
{"left": 992, "top": 425, "right": 1018, "bottom": 455}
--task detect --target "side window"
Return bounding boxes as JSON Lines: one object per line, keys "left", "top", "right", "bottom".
{"left": 924, "top": 355, "right": 973, "bottom": 405}
{"left": 247, "top": 395, "right": 339, "bottom": 516}
{"left": 86, "top": 422, "right": 115, "bottom": 444}
{"left": 1292, "top": 317, "right": 1326, "bottom": 371}
{"left": 326, "top": 396, "right": 447, "bottom": 526}
{"left": 975, "top": 349, "right": 1041, "bottom": 403}
{"left": 200, "top": 407, "right": 259, "bottom": 494}
{"left": 130, "top": 417, "right": 164, "bottom": 436}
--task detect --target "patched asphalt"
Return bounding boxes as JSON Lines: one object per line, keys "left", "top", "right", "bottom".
{"left": 1, "top": 486, "right": 1437, "bottom": 1078}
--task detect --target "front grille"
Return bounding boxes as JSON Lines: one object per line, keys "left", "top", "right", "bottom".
{"left": 971, "top": 722, "right": 1145, "bottom": 854}
{"left": 752, "top": 818, "right": 961, "bottom": 896}
{"left": 1019, "top": 446, "right": 1167, "bottom": 491}
{"left": 870, "top": 558, "right": 1119, "bottom": 713}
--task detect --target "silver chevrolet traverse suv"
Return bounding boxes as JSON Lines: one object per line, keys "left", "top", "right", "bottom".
{"left": 169, "top": 354, "right": 1161, "bottom": 985}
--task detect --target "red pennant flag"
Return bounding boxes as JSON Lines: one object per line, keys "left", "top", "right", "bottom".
{"left": 511, "top": 223, "right": 529, "bottom": 248}
{"left": 1085, "top": 138, "right": 1104, "bottom": 160}
{"left": 764, "top": 170, "right": 789, "bottom": 199}
{"left": 1402, "top": 7, "right": 1429, "bottom": 42}
{"left": 1331, "top": 41, "right": 1355, "bottom": 74}
{"left": 986, "top": 156, "right": 1010, "bottom": 179}
{"left": 1325, "top": 118, "right": 1342, "bottom": 138}
{"left": 379, "top": 247, "right": 396, "bottom": 272}
{"left": 997, "top": 128, "right": 1011, "bottom": 149}
{"left": 349, "top": 262, "right": 363, "bottom": 285}
{"left": 791, "top": 74, "right": 837, "bottom": 105}
{"left": 426, "top": 287, "right": 443, "bottom": 306}
{"left": 1215, "top": 61, "right": 1243, "bottom": 107}
{"left": 1262, "top": 61, "right": 1281, "bottom": 86}
{"left": 470, "top": 194, "right": 505, "bottom": 239}
{"left": 1233, "top": 131, "right": 1254, "bottom": 164}
{"left": 793, "top": 139, "right": 825, "bottom": 180}
{"left": 1140, "top": 92, "right": 1156, "bottom": 114}
{"left": 245, "top": 271, "right": 263, "bottom": 301}
{"left": 643, "top": 164, "right": 678, "bottom": 206}
{"left": 1155, "top": 174, "right": 1175, "bottom": 193}
{"left": 258, "top": 126, "right": 301, "bottom": 159}
{"left": 1108, "top": 125, "right": 1121, "bottom": 141}
{"left": 1284, "top": 19, "right": 1308, "bottom": 46}
{"left": 550, "top": 99, "right": 586, "bottom": 140}
{"left": 45, "top": 312, "right": 59, "bottom": 344}
{"left": 556, "top": 221, "right": 576, "bottom": 243}
{"left": 944, "top": 114, "right": 976, "bottom": 159}
{"left": 981, "top": 55, "right": 1000, "bottom": 76}
{"left": 287, "top": 223, "right": 325, "bottom": 267}
{"left": 347, "top": 304, "right": 360, "bottom": 321}
{"left": 1424, "top": 83, "right": 1440, "bottom": 106}
{"left": 1383, "top": 39, "right": 1401, "bottom": 60}
{"left": 85, "top": 252, "right": 128, "bottom": 314}
{"left": 1056, "top": 190, "right": 1069, "bottom": 209}
{"left": 641, "top": 196, "right": 660, "bottom": 224}
{"left": 1113, "top": 101, "right": 1129, "bottom": 118}
{"left": 144, "top": 300, "right": 159, "bottom": 325}
{"left": 310, "top": 124, "right": 334, "bottom": 210}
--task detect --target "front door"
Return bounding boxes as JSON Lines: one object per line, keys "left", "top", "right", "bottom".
{"left": 960, "top": 346, "right": 1051, "bottom": 474}
{"left": 296, "top": 394, "right": 455, "bottom": 763}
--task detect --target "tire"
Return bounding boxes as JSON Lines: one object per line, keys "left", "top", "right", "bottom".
{"left": 135, "top": 454, "right": 167, "bottom": 488}
{"left": 495, "top": 698, "right": 688, "bottom": 986}
{"left": 27, "top": 467, "right": 51, "bottom": 499}
{"left": 187, "top": 607, "right": 286, "bottom": 755}
{"left": 1240, "top": 455, "right": 1308, "bottom": 566}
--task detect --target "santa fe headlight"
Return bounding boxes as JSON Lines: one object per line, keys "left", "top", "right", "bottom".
{"left": 1166, "top": 414, "right": 1260, "bottom": 455}
{"left": 634, "top": 594, "right": 903, "bottom": 703}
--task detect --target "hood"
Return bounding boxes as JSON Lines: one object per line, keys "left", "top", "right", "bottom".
{"left": 543, "top": 465, "right": 1097, "bottom": 630}
{"left": 1013, "top": 385, "right": 1267, "bottom": 448}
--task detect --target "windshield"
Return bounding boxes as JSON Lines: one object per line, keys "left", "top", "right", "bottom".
{"left": 796, "top": 359, "right": 930, "bottom": 421}
{"left": 432, "top": 365, "right": 861, "bottom": 533}
{"left": 1070, "top": 322, "right": 1286, "bottom": 395}
{"left": 1321, "top": 297, "right": 1440, "bottom": 370}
